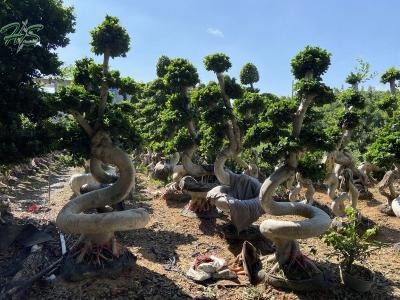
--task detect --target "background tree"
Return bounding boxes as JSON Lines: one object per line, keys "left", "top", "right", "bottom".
{"left": 156, "top": 55, "right": 171, "bottom": 78}
{"left": 119, "top": 76, "right": 138, "bottom": 101}
{"left": 366, "top": 69, "right": 400, "bottom": 214}
{"left": 0, "top": 0, "right": 75, "bottom": 163}
{"left": 240, "top": 62, "right": 260, "bottom": 90}
{"left": 204, "top": 53, "right": 252, "bottom": 175}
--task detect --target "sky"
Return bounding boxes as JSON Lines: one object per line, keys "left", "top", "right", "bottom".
{"left": 58, "top": 0, "right": 400, "bottom": 96}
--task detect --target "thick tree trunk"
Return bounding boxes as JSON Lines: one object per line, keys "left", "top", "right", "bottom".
{"left": 214, "top": 123, "right": 237, "bottom": 185}
{"left": 96, "top": 50, "right": 111, "bottom": 129}
{"left": 389, "top": 80, "right": 396, "bottom": 95}
{"left": 260, "top": 166, "right": 330, "bottom": 265}
{"left": 90, "top": 158, "right": 119, "bottom": 184}
{"left": 182, "top": 144, "right": 210, "bottom": 178}
{"left": 56, "top": 131, "right": 149, "bottom": 250}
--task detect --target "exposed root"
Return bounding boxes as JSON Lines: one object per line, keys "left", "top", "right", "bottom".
{"left": 71, "top": 238, "right": 126, "bottom": 266}
{"left": 264, "top": 249, "right": 321, "bottom": 281}
{"left": 187, "top": 198, "right": 214, "bottom": 213}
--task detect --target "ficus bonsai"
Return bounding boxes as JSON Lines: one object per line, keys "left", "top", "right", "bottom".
{"left": 55, "top": 15, "right": 149, "bottom": 278}
{"left": 381, "top": 67, "right": 400, "bottom": 95}
{"left": 258, "top": 46, "right": 333, "bottom": 289}
{"left": 366, "top": 73, "right": 400, "bottom": 216}
{"left": 325, "top": 60, "right": 379, "bottom": 216}
{"left": 204, "top": 53, "right": 258, "bottom": 178}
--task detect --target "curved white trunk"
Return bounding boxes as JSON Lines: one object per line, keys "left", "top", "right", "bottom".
{"left": 182, "top": 144, "right": 210, "bottom": 177}
{"left": 259, "top": 166, "right": 331, "bottom": 265}
{"left": 57, "top": 131, "right": 149, "bottom": 237}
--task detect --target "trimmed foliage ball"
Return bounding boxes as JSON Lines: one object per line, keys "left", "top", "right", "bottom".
{"left": 338, "top": 89, "right": 365, "bottom": 109}
{"left": 203, "top": 53, "right": 232, "bottom": 74}
{"left": 291, "top": 46, "right": 331, "bottom": 79}
{"left": 345, "top": 72, "right": 363, "bottom": 85}
{"left": 381, "top": 67, "right": 400, "bottom": 84}
{"left": 339, "top": 111, "right": 360, "bottom": 130}
{"left": 164, "top": 58, "right": 199, "bottom": 91}
{"left": 90, "top": 15, "right": 130, "bottom": 58}
{"left": 240, "top": 63, "right": 259, "bottom": 86}
{"left": 156, "top": 55, "right": 171, "bottom": 78}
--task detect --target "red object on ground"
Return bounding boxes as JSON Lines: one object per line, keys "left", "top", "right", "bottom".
{"left": 194, "top": 255, "right": 214, "bottom": 269}
{"left": 27, "top": 203, "right": 41, "bottom": 213}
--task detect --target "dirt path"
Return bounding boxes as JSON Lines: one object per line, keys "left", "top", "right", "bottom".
{"left": 1, "top": 167, "right": 400, "bottom": 299}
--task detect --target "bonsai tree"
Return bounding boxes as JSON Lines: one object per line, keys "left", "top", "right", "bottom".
{"left": 323, "top": 207, "right": 380, "bottom": 291}
{"left": 345, "top": 59, "right": 376, "bottom": 91}
{"left": 55, "top": 15, "right": 149, "bottom": 280}
{"left": 151, "top": 57, "right": 217, "bottom": 184}
{"left": 240, "top": 62, "right": 260, "bottom": 90}
{"left": 259, "top": 46, "right": 333, "bottom": 290}
{"left": 381, "top": 67, "right": 400, "bottom": 95}
{"left": 376, "top": 67, "right": 400, "bottom": 119}
{"left": 325, "top": 60, "right": 379, "bottom": 215}
{"left": 366, "top": 94, "right": 400, "bottom": 215}
{"left": 204, "top": 53, "right": 256, "bottom": 177}
{"left": 202, "top": 53, "right": 270, "bottom": 232}
{"left": 326, "top": 88, "right": 366, "bottom": 216}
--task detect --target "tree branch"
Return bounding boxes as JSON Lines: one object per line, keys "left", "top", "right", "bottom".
{"left": 69, "top": 110, "right": 94, "bottom": 137}
{"left": 95, "top": 49, "right": 111, "bottom": 130}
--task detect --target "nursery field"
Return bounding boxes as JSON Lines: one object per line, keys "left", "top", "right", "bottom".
{"left": 2, "top": 1, "right": 400, "bottom": 299}
{"left": 0, "top": 159, "right": 399, "bottom": 300}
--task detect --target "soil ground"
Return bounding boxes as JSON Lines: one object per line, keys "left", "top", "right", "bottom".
{"left": 0, "top": 161, "right": 399, "bottom": 299}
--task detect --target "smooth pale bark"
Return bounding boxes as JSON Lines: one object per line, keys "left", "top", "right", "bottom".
{"left": 95, "top": 50, "right": 111, "bottom": 129}
{"left": 69, "top": 173, "right": 100, "bottom": 195}
{"left": 90, "top": 158, "right": 119, "bottom": 184}
{"left": 172, "top": 164, "right": 187, "bottom": 184}
{"left": 260, "top": 166, "right": 331, "bottom": 265}
{"left": 182, "top": 144, "right": 210, "bottom": 177}
{"left": 392, "top": 196, "right": 400, "bottom": 217}
{"left": 216, "top": 72, "right": 241, "bottom": 150}
{"left": 56, "top": 131, "right": 149, "bottom": 240}
{"left": 378, "top": 168, "right": 400, "bottom": 205}
{"left": 389, "top": 80, "right": 397, "bottom": 95}
{"left": 289, "top": 173, "right": 315, "bottom": 204}
{"left": 358, "top": 161, "right": 383, "bottom": 185}
{"left": 69, "top": 110, "right": 94, "bottom": 137}
{"left": 214, "top": 123, "right": 237, "bottom": 186}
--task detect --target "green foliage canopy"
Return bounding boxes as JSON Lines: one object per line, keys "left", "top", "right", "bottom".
{"left": 90, "top": 15, "right": 130, "bottom": 58}
{"left": 203, "top": 53, "right": 232, "bottom": 74}
{"left": 291, "top": 46, "right": 331, "bottom": 80}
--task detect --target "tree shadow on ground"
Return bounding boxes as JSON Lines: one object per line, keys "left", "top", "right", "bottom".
{"left": 0, "top": 213, "right": 64, "bottom": 297}
{"left": 28, "top": 263, "right": 193, "bottom": 299}
{"left": 281, "top": 260, "right": 396, "bottom": 300}
{"left": 365, "top": 197, "right": 382, "bottom": 207}
{"left": 164, "top": 193, "right": 191, "bottom": 209}
{"left": 197, "top": 213, "right": 230, "bottom": 236}
{"left": 119, "top": 228, "right": 196, "bottom": 264}
{"left": 7, "top": 167, "right": 72, "bottom": 204}
{"left": 213, "top": 223, "right": 274, "bottom": 257}
{"left": 124, "top": 197, "right": 154, "bottom": 215}
{"left": 359, "top": 215, "right": 400, "bottom": 244}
